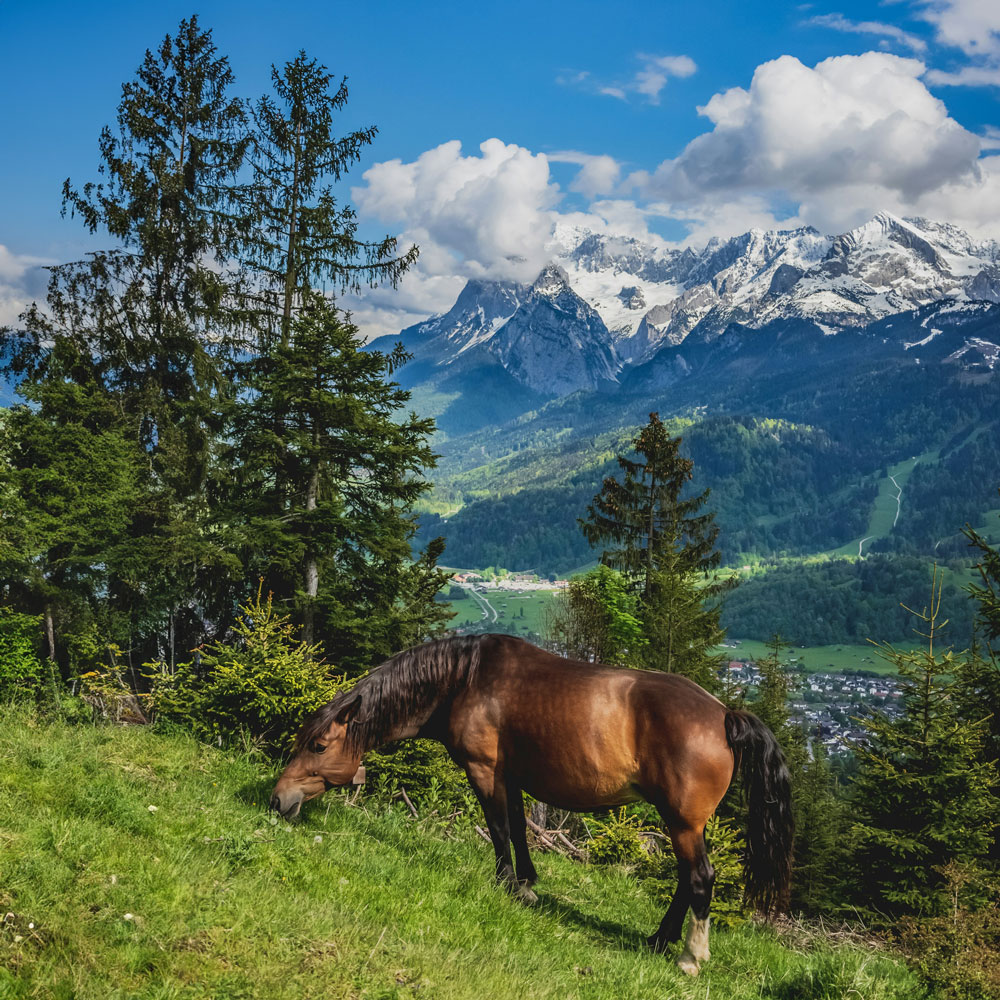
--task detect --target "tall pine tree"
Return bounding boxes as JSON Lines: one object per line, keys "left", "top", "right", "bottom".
{"left": 3, "top": 16, "right": 249, "bottom": 665}
{"left": 229, "top": 297, "right": 451, "bottom": 669}
{"left": 580, "top": 412, "right": 734, "bottom": 684}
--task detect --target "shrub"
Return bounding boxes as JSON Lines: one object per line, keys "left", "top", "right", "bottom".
{"left": 897, "top": 864, "right": 1000, "bottom": 1000}
{"left": 364, "top": 738, "right": 473, "bottom": 810}
{"left": 0, "top": 608, "right": 43, "bottom": 700}
{"left": 587, "top": 806, "right": 654, "bottom": 867}
{"left": 148, "top": 588, "right": 347, "bottom": 754}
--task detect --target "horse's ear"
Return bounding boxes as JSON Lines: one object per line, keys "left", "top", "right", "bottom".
{"left": 334, "top": 693, "right": 361, "bottom": 725}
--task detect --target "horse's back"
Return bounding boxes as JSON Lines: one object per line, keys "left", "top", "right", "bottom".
{"left": 447, "top": 635, "right": 733, "bottom": 814}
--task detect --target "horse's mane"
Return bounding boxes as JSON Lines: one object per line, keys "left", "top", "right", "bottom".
{"left": 294, "top": 634, "right": 486, "bottom": 755}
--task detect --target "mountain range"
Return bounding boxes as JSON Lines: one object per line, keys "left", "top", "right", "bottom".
{"left": 363, "top": 213, "right": 1000, "bottom": 611}
{"left": 369, "top": 212, "right": 1000, "bottom": 420}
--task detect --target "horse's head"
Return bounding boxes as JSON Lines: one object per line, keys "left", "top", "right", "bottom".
{"left": 269, "top": 693, "right": 365, "bottom": 819}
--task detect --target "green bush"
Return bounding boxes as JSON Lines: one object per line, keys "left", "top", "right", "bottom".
{"left": 364, "top": 738, "right": 473, "bottom": 811}
{"left": 148, "top": 588, "right": 347, "bottom": 754}
{"left": 0, "top": 608, "right": 44, "bottom": 700}
{"left": 897, "top": 864, "right": 1000, "bottom": 1000}
{"left": 587, "top": 806, "right": 654, "bottom": 867}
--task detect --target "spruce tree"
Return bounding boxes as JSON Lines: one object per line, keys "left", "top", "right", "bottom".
{"left": 3, "top": 15, "right": 249, "bottom": 663}
{"left": 228, "top": 52, "right": 446, "bottom": 667}
{"left": 748, "top": 635, "right": 851, "bottom": 914}
{"left": 580, "top": 412, "right": 734, "bottom": 684}
{"left": 238, "top": 50, "right": 417, "bottom": 346}
{"left": 960, "top": 508, "right": 1000, "bottom": 861}
{"left": 850, "top": 569, "right": 998, "bottom": 916}
{"left": 229, "top": 297, "right": 451, "bottom": 669}
{"left": 0, "top": 341, "right": 145, "bottom": 666}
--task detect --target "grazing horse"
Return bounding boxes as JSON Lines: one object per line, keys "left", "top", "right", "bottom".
{"left": 270, "top": 634, "right": 792, "bottom": 976}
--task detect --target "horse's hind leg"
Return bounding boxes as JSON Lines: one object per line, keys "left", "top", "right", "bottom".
{"left": 505, "top": 781, "right": 538, "bottom": 888}
{"left": 673, "top": 826, "right": 715, "bottom": 976}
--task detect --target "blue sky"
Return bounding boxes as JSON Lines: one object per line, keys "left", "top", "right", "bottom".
{"left": 1, "top": 0, "right": 998, "bottom": 334}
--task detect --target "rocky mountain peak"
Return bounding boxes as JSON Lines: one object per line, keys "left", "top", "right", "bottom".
{"left": 531, "top": 263, "right": 573, "bottom": 299}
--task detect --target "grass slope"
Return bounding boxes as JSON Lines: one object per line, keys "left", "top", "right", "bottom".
{"left": 830, "top": 452, "right": 936, "bottom": 559}
{"left": 0, "top": 710, "right": 929, "bottom": 1000}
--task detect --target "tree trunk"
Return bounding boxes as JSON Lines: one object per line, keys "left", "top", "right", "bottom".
{"left": 302, "top": 461, "right": 319, "bottom": 648}
{"left": 44, "top": 604, "right": 57, "bottom": 662}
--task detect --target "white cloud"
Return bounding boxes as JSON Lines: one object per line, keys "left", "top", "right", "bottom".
{"left": 549, "top": 152, "right": 622, "bottom": 197}
{"left": 0, "top": 245, "right": 51, "bottom": 327}
{"left": 916, "top": 0, "right": 1000, "bottom": 86}
{"left": 633, "top": 54, "right": 698, "bottom": 105}
{"left": 629, "top": 52, "right": 986, "bottom": 234}
{"left": 916, "top": 0, "right": 1000, "bottom": 57}
{"left": 353, "top": 138, "right": 560, "bottom": 284}
{"left": 564, "top": 53, "right": 697, "bottom": 104}
{"left": 348, "top": 139, "right": 564, "bottom": 339}
{"left": 807, "top": 13, "right": 928, "bottom": 52}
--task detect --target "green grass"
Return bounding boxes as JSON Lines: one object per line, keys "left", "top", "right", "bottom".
{"left": 720, "top": 639, "right": 908, "bottom": 675}
{"left": 830, "top": 452, "right": 938, "bottom": 558}
{"left": 0, "top": 709, "right": 931, "bottom": 1000}
{"left": 443, "top": 588, "right": 557, "bottom": 635}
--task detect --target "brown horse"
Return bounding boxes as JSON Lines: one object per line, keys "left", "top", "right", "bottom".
{"left": 270, "top": 633, "right": 792, "bottom": 976}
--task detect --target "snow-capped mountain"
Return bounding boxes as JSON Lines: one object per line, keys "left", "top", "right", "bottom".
{"left": 488, "top": 265, "right": 618, "bottom": 395}
{"left": 380, "top": 213, "right": 1000, "bottom": 399}
{"left": 396, "top": 278, "right": 524, "bottom": 356}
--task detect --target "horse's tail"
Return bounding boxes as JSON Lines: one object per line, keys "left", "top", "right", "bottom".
{"left": 724, "top": 709, "right": 793, "bottom": 914}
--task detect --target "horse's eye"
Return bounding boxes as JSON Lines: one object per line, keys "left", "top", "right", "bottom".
{"left": 310, "top": 742, "right": 327, "bottom": 755}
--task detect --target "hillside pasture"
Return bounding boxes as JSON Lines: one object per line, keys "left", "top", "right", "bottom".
{"left": 0, "top": 710, "right": 926, "bottom": 1000}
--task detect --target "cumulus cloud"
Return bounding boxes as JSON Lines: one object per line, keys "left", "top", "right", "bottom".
{"left": 629, "top": 52, "right": 986, "bottom": 234}
{"left": 807, "top": 13, "right": 928, "bottom": 52}
{"left": 354, "top": 138, "right": 560, "bottom": 283}
{"left": 0, "top": 245, "right": 51, "bottom": 327}
{"left": 548, "top": 152, "right": 622, "bottom": 197}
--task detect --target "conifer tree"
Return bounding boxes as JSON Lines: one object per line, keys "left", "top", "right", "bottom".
{"left": 580, "top": 412, "right": 734, "bottom": 684}
{"left": 230, "top": 297, "right": 450, "bottom": 669}
{"left": 748, "top": 635, "right": 850, "bottom": 914}
{"left": 960, "top": 508, "right": 1000, "bottom": 860}
{"left": 3, "top": 15, "right": 249, "bottom": 663}
{"left": 850, "top": 569, "right": 999, "bottom": 916}
{"left": 238, "top": 51, "right": 417, "bottom": 346}
{"left": 224, "top": 52, "right": 447, "bottom": 668}
{"left": 0, "top": 342, "right": 145, "bottom": 665}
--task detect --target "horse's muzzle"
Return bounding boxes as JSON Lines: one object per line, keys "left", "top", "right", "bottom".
{"left": 269, "top": 789, "right": 303, "bottom": 819}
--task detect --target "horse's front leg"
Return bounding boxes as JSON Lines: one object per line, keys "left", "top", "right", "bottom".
{"left": 465, "top": 762, "right": 537, "bottom": 905}
{"left": 505, "top": 780, "right": 538, "bottom": 887}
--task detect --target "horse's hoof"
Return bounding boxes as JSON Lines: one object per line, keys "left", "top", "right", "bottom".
{"left": 677, "top": 952, "right": 701, "bottom": 977}
{"left": 647, "top": 934, "right": 669, "bottom": 954}
{"left": 512, "top": 884, "right": 538, "bottom": 906}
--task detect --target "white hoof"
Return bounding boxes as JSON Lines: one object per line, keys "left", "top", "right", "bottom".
{"left": 677, "top": 952, "right": 700, "bottom": 976}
